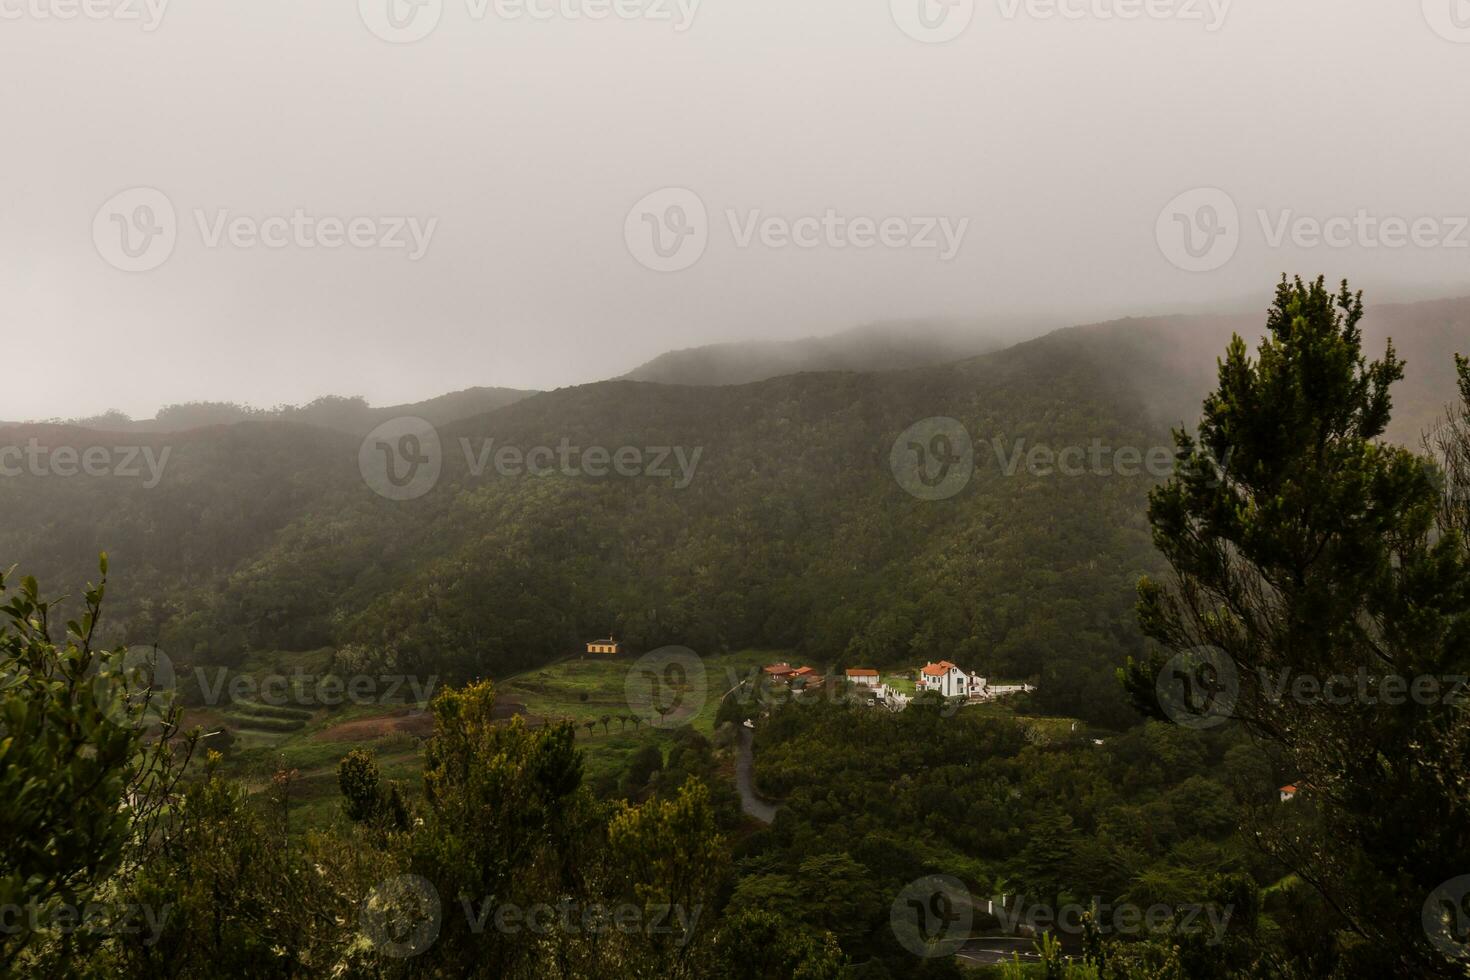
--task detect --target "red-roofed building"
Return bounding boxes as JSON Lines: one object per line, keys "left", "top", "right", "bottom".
{"left": 1280, "top": 784, "right": 1299, "bottom": 803}
{"left": 845, "top": 668, "right": 880, "bottom": 689}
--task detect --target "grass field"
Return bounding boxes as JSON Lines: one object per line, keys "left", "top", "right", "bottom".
{"left": 186, "top": 647, "right": 787, "bottom": 829}
{"left": 496, "top": 648, "right": 781, "bottom": 781}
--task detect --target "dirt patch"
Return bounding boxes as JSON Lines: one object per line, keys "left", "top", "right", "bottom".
{"left": 312, "top": 708, "right": 436, "bottom": 742}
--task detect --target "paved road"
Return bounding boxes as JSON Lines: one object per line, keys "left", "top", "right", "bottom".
{"left": 955, "top": 937, "right": 1045, "bottom": 967}
{"left": 735, "top": 726, "right": 777, "bottom": 824}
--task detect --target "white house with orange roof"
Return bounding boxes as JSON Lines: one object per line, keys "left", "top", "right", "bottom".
{"left": 917, "top": 660, "right": 984, "bottom": 699}
{"left": 845, "top": 668, "right": 881, "bottom": 689}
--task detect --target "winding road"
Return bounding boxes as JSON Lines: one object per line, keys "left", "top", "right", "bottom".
{"left": 735, "top": 726, "right": 778, "bottom": 824}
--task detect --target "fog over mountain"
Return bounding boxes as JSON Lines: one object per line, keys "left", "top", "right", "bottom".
{"left": 5, "top": 1, "right": 1469, "bottom": 420}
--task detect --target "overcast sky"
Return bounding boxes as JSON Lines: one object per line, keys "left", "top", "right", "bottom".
{"left": 3, "top": 0, "right": 1467, "bottom": 419}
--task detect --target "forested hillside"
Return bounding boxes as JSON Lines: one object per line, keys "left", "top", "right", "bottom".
{"left": 4, "top": 295, "right": 1468, "bottom": 729}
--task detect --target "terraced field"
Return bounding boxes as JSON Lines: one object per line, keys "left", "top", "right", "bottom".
{"left": 176, "top": 648, "right": 784, "bottom": 830}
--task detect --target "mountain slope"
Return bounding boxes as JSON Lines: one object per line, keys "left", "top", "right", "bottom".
{"left": 52, "top": 386, "right": 538, "bottom": 436}
{"left": 4, "top": 292, "right": 1467, "bottom": 730}
{"left": 619, "top": 319, "right": 1018, "bottom": 386}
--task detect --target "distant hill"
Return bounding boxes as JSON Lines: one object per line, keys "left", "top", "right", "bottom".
{"left": 619, "top": 319, "right": 1025, "bottom": 386}
{"left": 46, "top": 386, "right": 537, "bottom": 437}
{"left": 1023, "top": 295, "right": 1470, "bottom": 445}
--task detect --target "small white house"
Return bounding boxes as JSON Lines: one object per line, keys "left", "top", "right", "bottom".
{"left": 917, "top": 661, "right": 984, "bottom": 699}
{"left": 845, "top": 668, "right": 881, "bottom": 689}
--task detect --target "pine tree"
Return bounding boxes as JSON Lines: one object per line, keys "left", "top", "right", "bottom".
{"left": 1122, "top": 277, "right": 1470, "bottom": 976}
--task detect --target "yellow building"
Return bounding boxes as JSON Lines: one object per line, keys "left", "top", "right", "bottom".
{"left": 586, "top": 637, "right": 621, "bottom": 655}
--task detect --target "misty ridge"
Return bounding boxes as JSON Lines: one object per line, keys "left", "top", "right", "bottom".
{"left": 15, "top": 292, "right": 1469, "bottom": 447}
